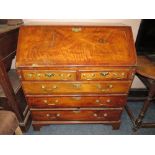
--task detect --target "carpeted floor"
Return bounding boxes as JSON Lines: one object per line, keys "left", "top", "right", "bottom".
{"left": 25, "top": 102, "right": 155, "bottom": 135}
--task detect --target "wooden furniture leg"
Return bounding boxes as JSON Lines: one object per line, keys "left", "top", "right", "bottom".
{"left": 112, "top": 122, "right": 121, "bottom": 130}
{"left": 15, "top": 126, "right": 22, "bottom": 135}
{"left": 32, "top": 125, "right": 41, "bottom": 131}
{"left": 125, "top": 104, "right": 136, "bottom": 128}
{"left": 134, "top": 81, "right": 155, "bottom": 131}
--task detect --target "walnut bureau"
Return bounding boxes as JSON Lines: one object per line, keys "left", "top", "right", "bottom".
{"left": 16, "top": 25, "right": 137, "bottom": 131}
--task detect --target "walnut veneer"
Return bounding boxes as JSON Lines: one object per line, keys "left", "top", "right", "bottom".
{"left": 16, "top": 25, "right": 137, "bottom": 130}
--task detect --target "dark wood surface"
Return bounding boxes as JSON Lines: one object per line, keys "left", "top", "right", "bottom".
{"left": 16, "top": 25, "right": 137, "bottom": 130}
{"left": 125, "top": 56, "right": 155, "bottom": 131}
{"left": 137, "top": 56, "right": 155, "bottom": 80}
{"left": 0, "top": 25, "right": 31, "bottom": 132}
{"left": 31, "top": 109, "right": 122, "bottom": 121}
{"left": 27, "top": 95, "right": 127, "bottom": 108}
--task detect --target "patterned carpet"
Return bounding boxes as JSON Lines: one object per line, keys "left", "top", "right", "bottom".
{"left": 25, "top": 102, "right": 155, "bottom": 135}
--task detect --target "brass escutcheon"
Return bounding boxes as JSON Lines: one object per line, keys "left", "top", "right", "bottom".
{"left": 73, "top": 83, "right": 81, "bottom": 89}
{"left": 100, "top": 72, "right": 109, "bottom": 76}
{"left": 98, "top": 38, "right": 107, "bottom": 43}
{"left": 72, "top": 27, "right": 82, "bottom": 32}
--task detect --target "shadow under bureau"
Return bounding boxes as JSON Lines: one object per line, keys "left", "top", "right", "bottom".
{"left": 16, "top": 25, "right": 137, "bottom": 131}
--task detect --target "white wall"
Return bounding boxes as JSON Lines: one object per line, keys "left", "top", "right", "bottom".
{"left": 12, "top": 19, "right": 145, "bottom": 88}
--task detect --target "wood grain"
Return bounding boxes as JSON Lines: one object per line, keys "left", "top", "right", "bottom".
{"left": 22, "top": 81, "right": 132, "bottom": 95}
{"left": 31, "top": 109, "right": 122, "bottom": 121}
{"left": 137, "top": 56, "right": 155, "bottom": 80}
{"left": 16, "top": 26, "right": 136, "bottom": 67}
{"left": 16, "top": 25, "right": 137, "bottom": 131}
{"left": 27, "top": 95, "right": 127, "bottom": 108}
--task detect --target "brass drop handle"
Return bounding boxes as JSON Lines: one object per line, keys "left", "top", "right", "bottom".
{"left": 56, "top": 113, "right": 61, "bottom": 117}
{"left": 87, "top": 73, "right": 95, "bottom": 80}
{"left": 93, "top": 113, "right": 98, "bottom": 117}
{"left": 45, "top": 73, "right": 55, "bottom": 77}
{"left": 60, "top": 74, "right": 64, "bottom": 77}
{"left": 73, "top": 83, "right": 81, "bottom": 89}
{"left": 43, "top": 99, "right": 59, "bottom": 105}
{"left": 106, "top": 99, "right": 111, "bottom": 103}
{"left": 109, "top": 84, "right": 113, "bottom": 88}
{"left": 113, "top": 73, "right": 118, "bottom": 76}
{"left": 27, "top": 73, "right": 33, "bottom": 77}
{"left": 41, "top": 85, "right": 57, "bottom": 91}
{"left": 100, "top": 72, "right": 109, "bottom": 76}
{"left": 95, "top": 99, "right": 100, "bottom": 103}
{"left": 93, "top": 113, "right": 108, "bottom": 118}
{"left": 82, "top": 74, "right": 86, "bottom": 77}
{"left": 41, "top": 85, "right": 46, "bottom": 89}
{"left": 43, "top": 100, "right": 48, "bottom": 103}
{"left": 67, "top": 74, "right": 71, "bottom": 77}
{"left": 121, "top": 72, "right": 125, "bottom": 76}
{"left": 104, "top": 113, "right": 108, "bottom": 117}
{"left": 72, "top": 27, "right": 82, "bottom": 32}
{"left": 95, "top": 99, "right": 111, "bottom": 104}
{"left": 46, "top": 113, "right": 60, "bottom": 117}
{"left": 46, "top": 114, "right": 50, "bottom": 117}
{"left": 95, "top": 99, "right": 104, "bottom": 105}
{"left": 82, "top": 73, "right": 96, "bottom": 80}
{"left": 113, "top": 72, "right": 126, "bottom": 79}
{"left": 52, "top": 85, "right": 57, "bottom": 89}
{"left": 96, "top": 84, "right": 113, "bottom": 92}
{"left": 37, "top": 73, "right": 41, "bottom": 77}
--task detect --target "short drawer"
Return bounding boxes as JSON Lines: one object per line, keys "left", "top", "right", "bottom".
{"left": 31, "top": 109, "right": 122, "bottom": 121}
{"left": 27, "top": 96, "right": 127, "bottom": 108}
{"left": 22, "top": 81, "right": 131, "bottom": 95}
{"left": 79, "top": 70, "right": 133, "bottom": 81}
{"left": 21, "top": 70, "right": 76, "bottom": 81}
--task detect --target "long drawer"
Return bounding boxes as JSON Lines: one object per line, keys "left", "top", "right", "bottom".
{"left": 31, "top": 109, "right": 122, "bottom": 121}
{"left": 27, "top": 95, "right": 127, "bottom": 108}
{"left": 22, "top": 81, "right": 131, "bottom": 94}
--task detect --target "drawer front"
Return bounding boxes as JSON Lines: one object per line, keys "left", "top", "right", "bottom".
{"left": 21, "top": 70, "right": 76, "bottom": 81}
{"left": 31, "top": 110, "right": 122, "bottom": 121}
{"left": 79, "top": 70, "right": 132, "bottom": 80}
{"left": 27, "top": 96, "right": 127, "bottom": 108}
{"left": 22, "top": 81, "right": 131, "bottom": 94}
